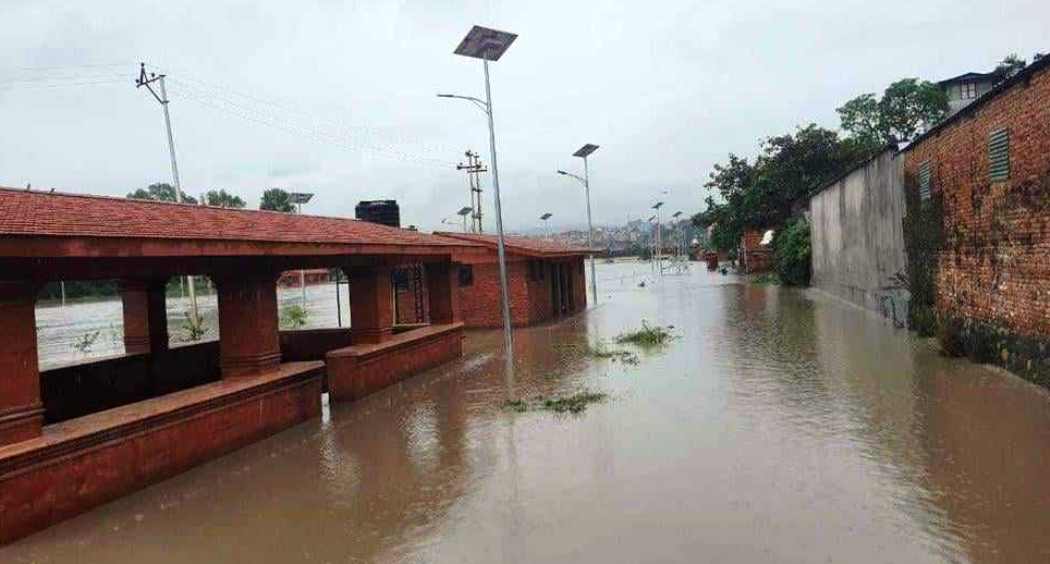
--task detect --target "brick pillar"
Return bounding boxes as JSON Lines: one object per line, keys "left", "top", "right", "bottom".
{"left": 426, "top": 261, "right": 460, "bottom": 324}
{"left": 120, "top": 278, "right": 169, "bottom": 355}
{"left": 0, "top": 280, "right": 44, "bottom": 445}
{"left": 215, "top": 273, "right": 281, "bottom": 378}
{"left": 347, "top": 266, "right": 394, "bottom": 344}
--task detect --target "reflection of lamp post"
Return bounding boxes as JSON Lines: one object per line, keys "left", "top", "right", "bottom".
{"left": 289, "top": 192, "right": 314, "bottom": 308}
{"left": 540, "top": 212, "right": 552, "bottom": 240}
{"left": 457, "top": 206, "right": 473, "bottom": 233}
{"left": 558, "top": 142, "right": 600, "bottom": 304}
{"left": 440, "top": 24, "right": 518, "bottom": 390}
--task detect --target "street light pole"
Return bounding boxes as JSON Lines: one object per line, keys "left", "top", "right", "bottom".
{"left": 582, "top": 155, "right": 597, "bottom": 305}
{"left": 446, "top": 25, "right": 518, "bottom": 391}
{"left": 482, "top": 58, "right": 516, "bottom": 386}
{"left": 560, "top": 143, "right": 600, "bottom": 304}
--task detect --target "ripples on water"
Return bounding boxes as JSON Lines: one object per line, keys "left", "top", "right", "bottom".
{"left": 9, "top": 261, "right": 1050, "bottom": 563}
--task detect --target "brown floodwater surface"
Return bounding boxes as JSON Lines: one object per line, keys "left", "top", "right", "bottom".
{"left": 5, "top": 262, "right": 1050, "bottom": 563}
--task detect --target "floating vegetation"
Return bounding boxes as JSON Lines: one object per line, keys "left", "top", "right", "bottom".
{"left": 503, "top": 391, "right": 609, "bottom": 415}
{"left": 584, "top": 342, "right": 640, "bottom": 365}
{"left": 615, "top": 321, "right": 675, "bottom": 348}
{"left": 541, "top": 392, "right": 608, "bottom": 414}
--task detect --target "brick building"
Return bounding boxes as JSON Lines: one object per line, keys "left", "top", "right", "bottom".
{"left": 436, "top": 233, "right": 590, "bottom": 328}
{"left": 738, "top": 228, "right": 774, "bottom": 274}
{"left": 901, "top": 55, "right": 1050, "bottom": 382}
{"left": 0, "top": 188, "right": 482, "bottom": 542}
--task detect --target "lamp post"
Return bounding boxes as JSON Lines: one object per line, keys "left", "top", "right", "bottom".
{"left": 289, "top": 192, "right": 314, "bottom": 307}
{"left": 440, "top": 25, "right": 518, "bottom": 388}
{"left": 557, "top": 142, "right": 600, "bottom": 305}
{"left": 652, "top": 201, "right": 664, "bottom": 272}
{"left": 540, "top": 212, "right": 552, "bottom": 239}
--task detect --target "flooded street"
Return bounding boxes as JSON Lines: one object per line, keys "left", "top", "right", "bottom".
{"left": 8, "top": 261, "right": 1050, "bottom": 563}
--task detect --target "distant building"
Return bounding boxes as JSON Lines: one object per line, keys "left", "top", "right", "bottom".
{"left": 938, "top": 71, "right": 999, "bottom": 115}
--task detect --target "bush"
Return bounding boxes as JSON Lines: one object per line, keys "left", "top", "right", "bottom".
{"left": 773, "top": 217, "right": 812, "bottom": 286}
{"left": 280, "top": 305, "right": 309, "bottom": 329}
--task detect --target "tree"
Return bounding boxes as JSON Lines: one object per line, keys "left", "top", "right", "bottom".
{"left": 994, "top": 53, "right": 1026, "bottom": 81}
{"left": 205, "top": 189, "right": 246, "bottom": 208}
{"left": 693, "top": 125, "right": 866, "bottom": 253}
{"left": 127, "top": 182, "right": 197, "bottom": 204}
{"left": 836, "top": 78, "right": 949, "bottom": 145}
{"left": 259, "top": 188, "right": 294, "bottom": 212}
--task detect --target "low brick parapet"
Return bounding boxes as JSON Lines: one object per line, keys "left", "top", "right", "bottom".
{"left": 326, "top": 323, "right": 464, "bottom": 402}
{"left": 0, "top": 361, "right": 323, "bottom": 544}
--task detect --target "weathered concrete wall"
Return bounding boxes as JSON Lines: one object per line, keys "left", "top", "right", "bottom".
{"left": 810, "top": 149, "right": 909, "bottom": 324}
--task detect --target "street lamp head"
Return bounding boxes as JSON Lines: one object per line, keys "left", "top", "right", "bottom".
{"left": 672, "top": 211, "right": 683, "bottom": 219}
{"left": 540, "top": 212, "right": 552, "bottom": 221}
{"left": 288, "top": 192, "right": 314, "bottom": 205}
{"left": 652, "top": 201, "right": 664, "bottom": 210}
{"left": 453, "top": 25, "right": 518, "bottom": 61}
{"left": 457, "top": 206, "right": 473, "bottom": 216}
{"left": 557, "top": 170, "right": 568, "bottom": 176}
{"left": 573, "top": 144, "right": 600, "bottom": 158}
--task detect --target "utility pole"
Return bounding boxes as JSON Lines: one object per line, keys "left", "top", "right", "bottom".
{"left": 136, "top": 63, "right": 199, "bottom": 324}
{"left": 456, "top": 150, "right": 487, "bottom": 233}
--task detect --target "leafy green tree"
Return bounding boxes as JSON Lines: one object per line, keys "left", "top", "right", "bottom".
{"left": 127, "top": 182, "right": 197, "bottom": 204}
{"left": 694, "top": 125, "right": 866, "bottom": 253}
{"left": 994, "top": 53, "right": 1026, "bottom": 80}
{"left": 260, "top": 188, "right": 294, "bottom": 212}
{"left": 205, "top": 189, "right": 246, "bottom": 208}
{"left": 836, "top": 78, "right": 949, "bottom": 146}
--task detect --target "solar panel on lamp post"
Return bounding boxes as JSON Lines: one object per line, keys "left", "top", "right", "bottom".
{"left": 457, "top": 206, "right": 473, "bottom": 233}
{"left": 443, "top": 25, "right": 518, "bottom": 393}
{"left": 540, "top": 212, "right": 552, "bottom": 240}
{"left": 289, "top": 192, "right": 314, "bottom": 307}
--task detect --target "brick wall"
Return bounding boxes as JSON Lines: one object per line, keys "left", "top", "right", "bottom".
{"left": 902, "top": 62, "right": 1050, "bottom": 381}
{"left": 740, "top": 229, "right": 774, "bottom": 274}
{"left": 458, "top": 256, "right": 587, "bottom": 328}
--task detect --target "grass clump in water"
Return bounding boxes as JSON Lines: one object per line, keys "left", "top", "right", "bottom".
{"left": 584, "top": 342, "right": 639, "bottom": 365}
{"left": 503, "top": 391, "right": 609, "bottom": 414}
{"left": 615, "top": 320, "right": 675, "bottom": 348}
{"left": 541, "top": 391, "right": 608, "bottom": 414}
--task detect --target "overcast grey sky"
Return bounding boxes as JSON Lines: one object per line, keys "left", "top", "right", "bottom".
{"left": 1, "top": 1, "right": 1047, "bottom": 232}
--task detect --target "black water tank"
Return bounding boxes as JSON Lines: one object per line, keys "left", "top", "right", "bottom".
{"left": 355, "top": 200, "right": 400, "bottom": 228}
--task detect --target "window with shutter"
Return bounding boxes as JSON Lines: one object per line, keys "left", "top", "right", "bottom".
{"left": 988, "top": 128, "right": 1010, "bottom": 182}
{"left": 918, "top": 161, "right": 932, "bottom": 202}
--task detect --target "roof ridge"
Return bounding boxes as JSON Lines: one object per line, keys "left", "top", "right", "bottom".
{"left": 0, "top": 186, "right": 418, "bottom": 230}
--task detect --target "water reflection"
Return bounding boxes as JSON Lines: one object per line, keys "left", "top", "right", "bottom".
{"left": 6, "top": 262, "right": 1050, "bottom": 563}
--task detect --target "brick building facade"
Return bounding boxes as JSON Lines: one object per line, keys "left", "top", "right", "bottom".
{"left": 901, "top": 56, "right": 1050, "bottom": 383}
{"left": 437, "top": 233, "right": 589, "bottom": 328}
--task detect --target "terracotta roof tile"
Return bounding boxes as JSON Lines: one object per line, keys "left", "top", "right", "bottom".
{"left": 0, "top": 187, "right": 464, "bottom": 248}
{"left": 434, "top": 232, "right": 591, "bottom": 257}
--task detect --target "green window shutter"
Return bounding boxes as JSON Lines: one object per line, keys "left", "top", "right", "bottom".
{"left": 988, "top": 128, "right": 1010, "bottom": 182}
{"left": 918, "top": 161, "right": 932, "bottom": 201}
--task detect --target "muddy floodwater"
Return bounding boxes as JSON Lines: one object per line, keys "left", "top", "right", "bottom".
{"left": 7, "top": 262, "right": 1050, "bottom": 563}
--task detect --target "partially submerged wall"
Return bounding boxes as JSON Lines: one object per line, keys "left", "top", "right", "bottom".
{"left": 810, "top": 149, "right": 909, "bottom": 324}
{"left": 901, "top": 58, "right": 1050, "bottom": 384}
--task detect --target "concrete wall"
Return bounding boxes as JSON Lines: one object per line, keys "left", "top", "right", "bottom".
{"left": 810, "top": 149, "right": 909, "bottom": 325}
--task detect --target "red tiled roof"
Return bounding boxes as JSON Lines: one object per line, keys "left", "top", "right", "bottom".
{"left": 0, "top": 187, "right": 467, "bottom": 250}
{"left": 434, "top": 232, "right": 591, "bottom": 257}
